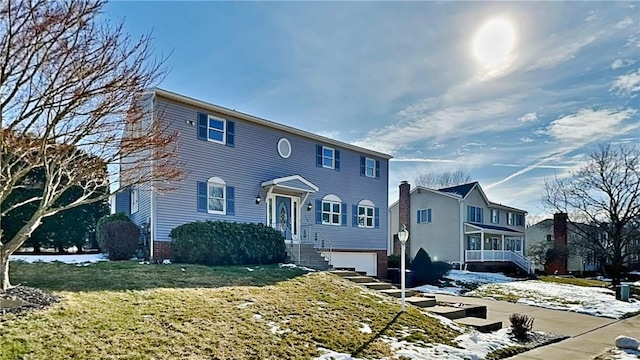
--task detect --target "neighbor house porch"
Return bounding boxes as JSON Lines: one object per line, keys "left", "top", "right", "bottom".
{"left": 463, "top": 223, "right": 533, "bottom": 273}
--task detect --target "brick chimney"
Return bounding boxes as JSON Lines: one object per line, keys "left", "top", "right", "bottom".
{"left": 547, "top": 212, "right": 568, "bottom": 274}
{"left": 397, "top": 181, "right": 411, "bottom": 255}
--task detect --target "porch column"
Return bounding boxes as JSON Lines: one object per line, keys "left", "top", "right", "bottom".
{"left": 480, "top": 231, "right": 485, "bottom": 262}
{"left": 502, "top": 234, "right": 505, "bottom": 251}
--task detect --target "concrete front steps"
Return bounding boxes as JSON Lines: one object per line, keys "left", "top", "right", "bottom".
{"left": 330, "top": 270, "right": 501, "bottom": 333}
{"left": 285, "top": 243, "right": 331, "bottom": 271}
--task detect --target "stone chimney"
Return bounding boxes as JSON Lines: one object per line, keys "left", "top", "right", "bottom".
{"left": 397, "top": 181, "right": 411, "bottom": 255}
{"left": 547, "top": 212, "right": 568, "bottom": 274}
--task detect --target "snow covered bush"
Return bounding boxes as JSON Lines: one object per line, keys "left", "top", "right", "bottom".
{"left": 99, "top": 220, "right": 140, "bottom": 261}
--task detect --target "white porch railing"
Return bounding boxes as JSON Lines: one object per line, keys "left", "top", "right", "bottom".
{"left": 301, "top": 224, "right": 333, "bottom": 265}
{"left": 465, "top": 250, "right": 533, "bottom": 273}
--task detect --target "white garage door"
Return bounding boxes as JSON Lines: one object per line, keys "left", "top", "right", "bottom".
{"left": 323, "top": 252, "right": 377, "bottom": 276}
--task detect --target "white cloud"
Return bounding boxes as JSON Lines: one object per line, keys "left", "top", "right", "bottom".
{"left": 610, "top": 69, "right": 640, "bottom": 96}
{"left": 520, "top": 137, "right": 534, "bottom": 143}
{"left": 517, "top": 112, "right": 538, "bottom": 122}
{"left": 585, "top": 12, "right": 598, "bottom": 22}
{"left": 614, "top": 16, "right": 634, "bottom": 29}
{"left": 532, "top": 35, "right": 597, "bottom": 69}
{"left": 610, "top": 59, "right": 637, "bottom": 70}
{"left": 545, "top": 108, "right": 638, "bottom": 142}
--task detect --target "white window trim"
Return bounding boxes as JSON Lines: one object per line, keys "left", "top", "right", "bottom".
{"left": 507, "top": 212, "right": 514, "bottom": 226}
{"left": 131, "top": 188, "right": 139, "bottom": 214}
{"left": 417, "top": 208, "right": 432, "bottom": 224}
{"left": 358, "top": 202, "right": 375, "bottom": 228}
{"left": 277, "top": 138, "right": 292, "bottom": 158}
{"left": 207, "top": 115, "right": 226, "bottom": 145}
{"left": 322, "top": 200, "right": 341, "bottom": 226}
{"left": 364, "top": 157, "right": 376, "bottom": 178}
{"left": 322, "top": 146, "right": 335, "bottom": 169}
{"left": 207, "top": 177, "right": 226, "bottom": 215}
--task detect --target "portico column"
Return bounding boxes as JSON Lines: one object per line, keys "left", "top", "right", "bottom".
{"left": 480, "top": 231, "right": 485, "bottom": 262}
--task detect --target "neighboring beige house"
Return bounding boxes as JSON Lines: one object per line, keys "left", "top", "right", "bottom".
{"left": 526, "top": 215, "right": 601, "bottom": 274}
{"left": 388, "top": 181, "right": 532, "bottom": 273}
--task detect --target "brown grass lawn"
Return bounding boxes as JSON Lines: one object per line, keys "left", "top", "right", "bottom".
{"left": 1, "top": 261, "right": 459, "bottom": 359}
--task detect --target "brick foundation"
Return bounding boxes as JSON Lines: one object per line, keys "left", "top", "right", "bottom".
{"left": 153, "top": 241, "right": 172, "bottom": 262}
{"left": 376, "top": 250, "right": 388, "bottom": 280}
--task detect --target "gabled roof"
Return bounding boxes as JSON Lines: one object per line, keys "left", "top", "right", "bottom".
{"left": 152, "top": 88, "right": 393, "bottom": 160}
{"left": 261, "top": 175, "right": 319, "bottom": 193}
{"left": 466, "top": 222, "right": 523, "bottom": 234}
{"left": 438, "top": 182, "right": 478, "bottom": 198}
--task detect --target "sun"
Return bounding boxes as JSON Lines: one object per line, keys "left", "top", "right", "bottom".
{"left": 472, "top": 17, "right": 517, "bottom": 68}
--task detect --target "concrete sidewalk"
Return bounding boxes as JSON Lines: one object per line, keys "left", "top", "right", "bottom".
{"left": 432, "top": 294, "right": 640, "bottom": 359}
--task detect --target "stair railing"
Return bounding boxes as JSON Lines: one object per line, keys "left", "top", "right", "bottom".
{"left": 300, "top": 224, "right": 333, "bottom": 266}
{"left": 281, "top": 225, "right": 301, "bottom": 265}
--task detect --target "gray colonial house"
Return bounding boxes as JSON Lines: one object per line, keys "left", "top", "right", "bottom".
{"left": 388, "top": 181, "right": 532, "bottom": 273}
{"left": 112, "top": 88, "right": 391, "bottom": 276}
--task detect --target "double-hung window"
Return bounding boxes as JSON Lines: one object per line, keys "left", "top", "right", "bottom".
{"left": 515, "top": 214, "right": 524, "bottom": 226}
{"left": 197, "top": 177, "right": 235, "bottom": 215}
{"left": 322, "top": 200, "right": 341, "bottom": 225}
{"left": 490, "top": 209, "right": 499, "bottom": 224}
{"left": 358, "top": 205, "right": 374, "bottom": 228}
{"left": 507, "top": 212, "right": 515, "bottom": 225}
{"left": 467, "top": 206, "right": 483, "bottom": 223}
{"left": 207, "top": 181, "right": 225, "bottom": 213}
{"left": 130, "top": 188, "right": 139, "bottom": 214}
{"left": 417, "top": 209, "right": 432, "bottom": 223}
{"left": 197, "top": 113, "right": 235, "bottom": 146}
{"left": 207, "top": 116, "right": 226, "bottom": 144}
{"left": 322, "top": 146, "right": 335, "bottom": 169}
{"left": 365, "top": 158, "right": 376, "bottom": 178}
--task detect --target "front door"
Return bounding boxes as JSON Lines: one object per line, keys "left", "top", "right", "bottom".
{"left": 271, "top": 195, "right": 299, "bottom": 241}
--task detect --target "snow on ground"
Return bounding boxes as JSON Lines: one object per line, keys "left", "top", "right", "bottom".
{"left": 314, "top": 328, "right": 532, "bottom": 360}
{"left": 597, "top": 348, "right": 640, "bottom": 359}
{"left": 10, "top": 253, "right": 108, "bottom": 265}
{"left": 468, "top": 280, "right": 640, "bottom": 319}
{"left": 279, "top": 263, "right": 316, "bottom": 272}
{"left": 414, "top": 270, "right": 518, "bottom": 296}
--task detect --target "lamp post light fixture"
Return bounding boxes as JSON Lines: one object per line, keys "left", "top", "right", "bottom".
{"left": 397, "top": 224, "right": 409, "bottom": 312}
{"left": 306, "top": 202, "right": 313, "bottom": 211}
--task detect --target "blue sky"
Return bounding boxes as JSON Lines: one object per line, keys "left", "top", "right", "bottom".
{"left": 106, "top": 1, "right": 639, "bottom": 218}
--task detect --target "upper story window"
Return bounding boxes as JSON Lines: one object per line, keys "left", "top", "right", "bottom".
{"left": 360, "top": 156, "right": 380, "bottom": 179}
{"left": 417, "top": 209, "right": 432, "bottom": 223}
{"left": 197, "top": 177, "right": 235, "bottom": 215}
{"left": 467, "top": 205, "right": 483, "bottom": 223}
{"left": 507, "top": 212, "right": 514, "bottom": 225}
{"left": 316, "top": 145, "right": 340, "bottom": 171}
{"left": 277, "top": 138, "right": 292, "bottom": 158}
{"left": 197, "top": 113, "right": 235, "bottom": 147}
{"left": 319, "top": 194, "right": 344, "bottom": 226}
{"left": 130, "top": 187, "right": 139, "bottom": 214}
{"left": 490, "top": 209, "right": 499, "bottom": 224}
{"left": 515, "top": 213, "right": 525, "bottom": 226}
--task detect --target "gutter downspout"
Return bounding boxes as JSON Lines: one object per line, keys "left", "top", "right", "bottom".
{"left": 149, "top": 92, "right": 156, "bottom": 262}
{"left": 459, "top": 199, "right": 464, "bottom": 265}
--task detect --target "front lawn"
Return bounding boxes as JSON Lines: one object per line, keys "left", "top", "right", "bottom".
{"left": 2, "top": 261, "right": 460, "bottom": 359}
{"left": 538, "top": 276, "right": 609, "bottom": 288}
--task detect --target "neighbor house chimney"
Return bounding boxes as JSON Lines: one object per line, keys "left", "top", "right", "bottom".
{"left": 397, "top": 181, "right": 411, "bottom": 255}
{"left": 547, "top": 212, "right": 568, "bottom": 274}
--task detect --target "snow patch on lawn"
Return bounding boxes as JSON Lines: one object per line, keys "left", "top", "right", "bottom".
{"left": 10, "top": 253, "right": 108, "bottom": 265}
{"left": 414, "top": 270, "right": 518, "bottom": 296}
{"left": 279, "top": 263, "right": 316, "bottom": 272}
{"left": 359, "top": 323, "right": 372, "bottom": 334}
{"left": 314, "top": 328, "right": 532, "bottom": 360}
{"left": 469, "top": 280, "right": 640, "bottom": 319}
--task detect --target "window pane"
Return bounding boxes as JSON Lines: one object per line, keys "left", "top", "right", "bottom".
{"left": 323, "top": 157, "right": 333, "bottom": 167}
{"left": 208, "top": 198, "right": 223, "bottom": 212}
{"left": 358, "top": 207, "right": 365, "bottom": 215}
{"left": 332, "top": 203, "right": 340, "bottom": 213}
{"left": 208, "top": 129, "right": 224, "bottom": 142}
{"left": 322, "top": 213, "right": 330, "bottom": 223}
{"left": 209, "top": 119, "right": 224, "bottom": 130}
{"left": 366, "top": 168, "right": 374, "bottom": 177}
{"left": 332, "top": 214, "right": 339, "bottom": 224}
{"left": 323, "top": 148, "right": 333, "bottom": 157}
{"left": 366, "top": 218, "right": 373, "bottom": 227}
{"left": 367, "top": 208, "right": 373, "bottom": 216}
{"left": 358, "top": 216, "right": 365, "bottom": 226}
{"left": 322, "top": 202, "right": 330, "bottom": 212}
{"left": 366, "top": 158, "right": 375, "bottom": 168}
{"left": 209, "top": 185, "right": 223, "bottom": 198}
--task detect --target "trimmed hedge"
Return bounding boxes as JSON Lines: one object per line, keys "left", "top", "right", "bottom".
{"left": 100, "top": 220, "right": 140, "bottom": 261}
{"left": 96, "top": 212, "right": 130, "bottom": 250}
{"left": 169, "top": 221, "right": 286, "bottom": 266}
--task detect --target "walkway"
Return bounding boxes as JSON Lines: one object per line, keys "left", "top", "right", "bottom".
{"left": 433, "top": 294, "right": 640, "bottom": 359}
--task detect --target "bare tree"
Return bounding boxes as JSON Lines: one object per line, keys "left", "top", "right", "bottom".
{"left": 0, "top": 0, "right": 183, "bottom": 290}
{"left": 414, "top": 170, "right": 472, "bottom": 189}
{"left": 543, "top": 144, "right": 640, "bottom": 286}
